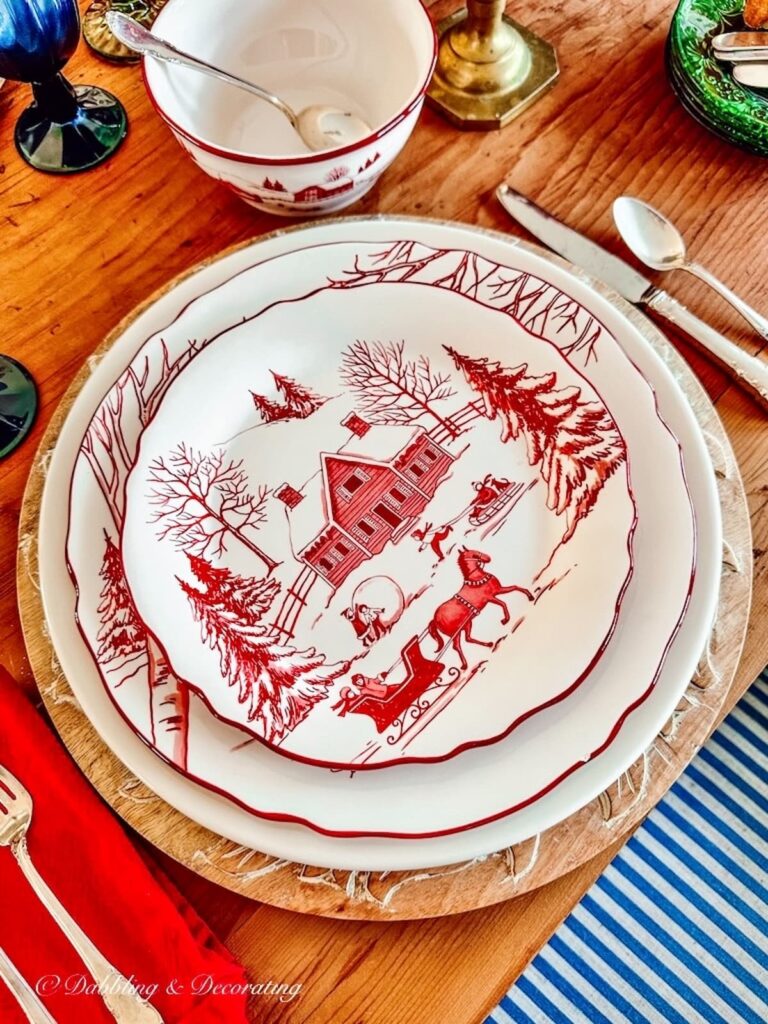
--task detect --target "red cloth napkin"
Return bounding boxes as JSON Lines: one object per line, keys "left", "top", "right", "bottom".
{"left": 0, "top": 667, "right": 250, "bottom": 1024}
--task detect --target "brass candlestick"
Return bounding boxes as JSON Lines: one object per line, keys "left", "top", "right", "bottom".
{"left": 427, "top": 1, "right": 558, "bottom": 130}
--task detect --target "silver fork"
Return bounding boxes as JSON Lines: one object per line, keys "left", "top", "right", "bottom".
{"left": 0, "top": 945, "right": 57, "bottom": 1024}
{"left": 0, "top": 765, "right": 162, "bottom": 1024}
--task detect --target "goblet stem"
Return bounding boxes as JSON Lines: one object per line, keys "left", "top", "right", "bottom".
{"left": 31, "top": 73, "right": 79, "bottom": 123}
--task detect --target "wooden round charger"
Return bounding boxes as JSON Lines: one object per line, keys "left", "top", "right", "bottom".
{"left": 17, "top": 258, "right": 751, "bottom": 922}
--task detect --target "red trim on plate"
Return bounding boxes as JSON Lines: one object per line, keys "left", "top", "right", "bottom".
{"left": 141, "top": 0, "right": 439, "bottom": 167}
{"left": 113, "top": 239, "right": 639, "bottom": 771}
{"left": 61, "top": 223, "right": 699, "bottom": 838}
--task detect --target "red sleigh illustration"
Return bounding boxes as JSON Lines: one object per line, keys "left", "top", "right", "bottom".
{"left": 332, "top": 635, "right": 445, "bottom": 733}
{"left": 333, "top": 547, "right": 534, "bottom": 734}
{"left": 468, "top": 475, "right": 521, "bottom": 526}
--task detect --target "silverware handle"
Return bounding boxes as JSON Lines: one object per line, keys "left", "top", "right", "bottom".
{"left": 685, "top": 260, "right": 768, "bottom": 341}
{"left": 645, "top": 289, "right": 768, "bottom": 409}
{"left": 0, "top": 946, "right": 57, "bottom": 1024}
{"left": 141, "top": 36, "right": 298, "bottom": 128}
{"left": 11, "top": 838, "right": 162, "bottom": 1024}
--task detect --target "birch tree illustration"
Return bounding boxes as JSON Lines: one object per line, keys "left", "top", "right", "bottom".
{"left": 80, "top": 338, "right": 210, "bottom": 768}
{"left": 340, "top": 339, "right": 459, "bottom": 436}
{"left": 445, "top": 346, "right": 626, "bottom": 541}
{"left": 179, "top": 555, "right": 346, "bottom": 742}
{"left": 148, "top": 444, "right": 280, "bottom": 574}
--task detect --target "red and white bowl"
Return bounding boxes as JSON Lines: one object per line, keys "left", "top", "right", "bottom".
{"left": 144, "top": 0, "right": 437, "bottom": 216}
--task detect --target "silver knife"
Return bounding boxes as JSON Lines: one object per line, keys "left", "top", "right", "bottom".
{"left": 497, "top": 184, "right": 768, "bottom": 410}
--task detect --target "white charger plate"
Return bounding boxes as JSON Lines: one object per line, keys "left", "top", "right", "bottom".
{"left": 40, "top": 219, "right": 719, "bottom": 867}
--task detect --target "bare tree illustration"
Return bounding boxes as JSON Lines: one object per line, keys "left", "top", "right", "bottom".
{"left": 80, "top": 337, "right": 208, "bottom": 767}
{"left": 330, "top": 243, "right": 608, "bottom": 365}
{"left": 81, "top": 338, "right": 203, "bottom": 526}
{"left": 148, "top": 444, "right": 279, "bottom": 573}
{"left": 326, "top": 165, "right": 350, "bottom": 182}
{"left": 340, "top": 339, "right": 459, "bottom": 436}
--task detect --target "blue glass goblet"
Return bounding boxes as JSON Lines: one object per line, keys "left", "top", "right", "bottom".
{"left": 0, "top": 355, "right": 37, "bottom": 459}
{"left": 0, "top": 0, "right": 127, "bottom": 173}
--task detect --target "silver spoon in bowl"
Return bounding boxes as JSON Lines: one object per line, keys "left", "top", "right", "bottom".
{"left": 613, "top": 197, "right": 768, "bottom": 341}
{"left": 106, "top": 11, "right": 372, "bottom": 153}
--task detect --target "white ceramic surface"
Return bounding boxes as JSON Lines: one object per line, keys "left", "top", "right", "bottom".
{"left": 143, "top": 0, "right": 437, "bottom": 215}
{"left": 39, "top": 220, "right": 719, "bottom": 869}
{"left": 116, "top": 256, "right": 636, "bottom": 770}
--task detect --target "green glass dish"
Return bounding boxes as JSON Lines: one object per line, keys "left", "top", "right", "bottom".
{"left": 668, "top": 0, "right": 768, "bottom": 156}
{"left": 0, "top": 355, "right": 37, "bottom": 459}
{"left": 667, "top": 41, "right": 756, "bottom": 148}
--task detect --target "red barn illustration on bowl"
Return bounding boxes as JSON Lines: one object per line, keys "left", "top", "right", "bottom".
{"left": 276, "top": 412, "right": 454, "bottom": 591}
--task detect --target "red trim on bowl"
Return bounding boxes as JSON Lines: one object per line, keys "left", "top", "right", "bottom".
{"left": 141, "top": 0, "right": 439, "bottom": 167}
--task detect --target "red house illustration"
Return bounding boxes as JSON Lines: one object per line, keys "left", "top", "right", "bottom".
{"left": 292, "top": 178, "right": 355, "bottom": 203}
{"left": 254, "top": 175, "right": 356, "bottom": 206}
{"left": 276, "top": 415, "right": 454, "bottom": 589}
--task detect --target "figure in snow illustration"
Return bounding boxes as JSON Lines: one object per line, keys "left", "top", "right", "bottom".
{"left": 412, "top": 522, "right": 453, "bottom": 561}
{"left": 341, "top": 576, "right": 405, "bottom": 647}
{"left": 342, "top": 603, "right": 388, "bottom": 647}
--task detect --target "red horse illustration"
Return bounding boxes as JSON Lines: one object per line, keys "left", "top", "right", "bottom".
{"left": 427, "top": 548, "right": 534, "bottom": 669}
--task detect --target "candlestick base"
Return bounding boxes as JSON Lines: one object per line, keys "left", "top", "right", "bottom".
{"left": 427, "top": 10, "right": 559, "bottom": 130}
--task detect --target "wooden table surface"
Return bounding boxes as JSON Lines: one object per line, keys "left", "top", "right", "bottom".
{"left": 2, "top": 2, "right": 767, "bottom": 1022}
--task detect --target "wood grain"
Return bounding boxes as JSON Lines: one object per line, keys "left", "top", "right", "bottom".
{"left": 3, "top": 1, "right": 768, "bottom": 1021}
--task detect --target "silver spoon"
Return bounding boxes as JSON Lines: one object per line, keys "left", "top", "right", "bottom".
{"left": 613, "top": 197, "right": 768, "bottom": 341}
{"left": 106, "top": 11, "right": 371, "bottom": 153}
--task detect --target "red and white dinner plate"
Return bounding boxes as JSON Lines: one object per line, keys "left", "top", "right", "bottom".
{"left": 39, "top": 219, "right": 719, "bottom": 868}
{"left": 116, "top": 238, "right": 636, "bottom": 771}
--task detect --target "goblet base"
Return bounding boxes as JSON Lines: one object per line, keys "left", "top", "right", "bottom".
{"left": 15, "top": 83, "right": 128, "bottom": 174}
{"left": 0, "top": 355, "right": 37, "bottom": 460}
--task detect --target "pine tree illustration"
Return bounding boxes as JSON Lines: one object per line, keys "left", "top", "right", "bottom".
{"left": 445, "top": 346, "right": 626, "bottom": 540}
{"left": 179, "top": 555, "right": 345, "bottom": 741}
{"left": 271, "top": 372, "right": 327, "bottom": 418}
{"left": 96, "top": 532, "right": 146, "bottom": 662}
{"left": 251, "top": 391, "right": 293, "bottom": 424}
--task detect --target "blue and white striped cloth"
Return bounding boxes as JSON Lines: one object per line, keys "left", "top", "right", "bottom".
{"left": 487, "top": 669, "right": 768, "bottom": 1024}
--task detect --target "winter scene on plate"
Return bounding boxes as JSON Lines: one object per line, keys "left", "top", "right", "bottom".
{"left": 67, "top": 237, "right": 637, "bottom": 774}
{"left": 103, "top": 263, "right": 635, "bottom": 769}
